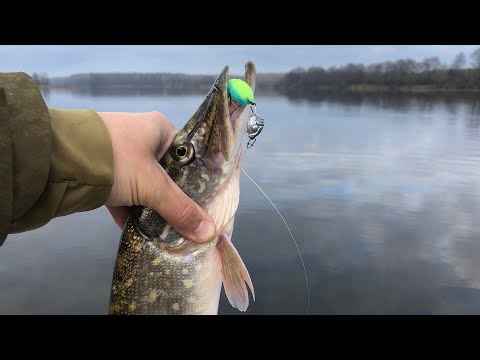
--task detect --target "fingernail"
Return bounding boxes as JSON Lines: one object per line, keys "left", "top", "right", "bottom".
{"left": 194, "top": 219, "right": 215, "bottom": 242}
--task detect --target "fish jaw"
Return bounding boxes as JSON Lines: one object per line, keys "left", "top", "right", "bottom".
{"left": 179, "top": 64, "right": 250, "bottom": 167}
{"left": 170, "top": 63, "right": 253, "bottom": 196}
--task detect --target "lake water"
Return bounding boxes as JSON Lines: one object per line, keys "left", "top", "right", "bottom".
{"left": 1, "top": 89, "right": 480, "bottom": 314}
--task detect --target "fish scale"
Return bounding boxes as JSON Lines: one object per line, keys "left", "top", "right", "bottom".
{"left": 110, "top": 219, "right": 221, "bottom": 314}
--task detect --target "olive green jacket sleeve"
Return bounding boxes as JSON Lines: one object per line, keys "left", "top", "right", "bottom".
{"left": 0, "top": 73, "right": 113, "bottom": 246}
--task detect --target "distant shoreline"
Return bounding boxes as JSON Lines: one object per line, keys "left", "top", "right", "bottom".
{"left": 39, "top": 84, "right": 79, "bottom": 89}
{"left": 279, "top": 84, "right": 480, "bottom": 95}
{"left": 331, "top": 85, "right": 480, "bottom": 93}
{"left": 39, "top": 84, "right": 480, "bottom": 94}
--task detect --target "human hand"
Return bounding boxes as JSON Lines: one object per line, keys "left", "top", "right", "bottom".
{"left": 98, "top": 111, "right": 215, "bottom": 243}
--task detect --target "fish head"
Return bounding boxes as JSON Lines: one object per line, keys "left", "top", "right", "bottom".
{"left": 160, "top": 62, "right": 256, "bottom": 210}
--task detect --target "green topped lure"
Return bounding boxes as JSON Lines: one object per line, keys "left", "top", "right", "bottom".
{"left": 228, "top": 78, "right": 255, "bottom": 105}
{"left": 228, "top": 78, "right": 263, "bottom": 149}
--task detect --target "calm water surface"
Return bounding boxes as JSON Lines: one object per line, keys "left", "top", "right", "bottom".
{"left": 1, "top": 89, "right": 480, "bottom": 314}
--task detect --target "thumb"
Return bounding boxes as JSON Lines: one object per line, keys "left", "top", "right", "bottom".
{"left": 142, "top": 160, "right": 216, "bottom": 242}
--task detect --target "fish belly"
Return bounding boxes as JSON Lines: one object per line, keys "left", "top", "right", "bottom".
{"left": 109, "top": 219, "right": 223, "bottom": 315}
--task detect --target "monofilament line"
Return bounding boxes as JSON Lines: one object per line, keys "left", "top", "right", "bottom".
{"left": 241, "top": 167, "right": 310, "bottom": 315}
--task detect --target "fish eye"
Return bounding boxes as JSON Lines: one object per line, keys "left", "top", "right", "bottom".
{"left": 176, "top": 146, "right": 187, "bottom": 158}
{"left": 171, "top": 141, "right": 195, "bottom": 165}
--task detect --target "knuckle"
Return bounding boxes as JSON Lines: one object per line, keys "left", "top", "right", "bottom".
{"left": 150, "top": 111, "right": 167, "bottom": 122}
{"left": 149, "top": 111, "right": 176, "bottom": 134}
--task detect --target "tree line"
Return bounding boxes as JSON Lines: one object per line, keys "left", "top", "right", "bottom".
{"left": 276, "top": 48, "right": 480, "bottom": 95}
{"left": 47, "top": 72, "right": 283, "bottom": 92}
{"left": 33, "top": 47, "right": 480, "bottom": 94}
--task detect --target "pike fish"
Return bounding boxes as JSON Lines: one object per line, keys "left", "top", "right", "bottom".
{"left": 108, "top": 62, "right": 257, "bottom": 315}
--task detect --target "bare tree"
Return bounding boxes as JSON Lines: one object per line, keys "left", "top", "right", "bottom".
{"left": 32, "top": 72, "right": 50, "bottom": 86}
{"left": 40, "top": 72, "right": 50, "bottom": 86}
{"left": 470, "top": 48, "right": 480, "bottom": 69}
{"left": 452, "top": 52, "right": 466, "bottom": 69}
{"left": 422, "top": 57, "right": 442, "bottom": 72}
{"left": 32, "top": 72, "right": 40, "bottom": 83}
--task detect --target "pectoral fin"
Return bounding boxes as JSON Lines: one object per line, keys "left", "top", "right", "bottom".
{"left": 217, "top": 232, "right": 255, "bottom": 312}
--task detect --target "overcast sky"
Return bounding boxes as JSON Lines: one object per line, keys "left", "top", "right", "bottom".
{"left": 1, "top": 45, "right": 479, "bottom": 77}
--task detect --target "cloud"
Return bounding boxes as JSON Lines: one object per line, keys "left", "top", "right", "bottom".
{"left": 1, "top": 45, "right": 480, "bottom": 77}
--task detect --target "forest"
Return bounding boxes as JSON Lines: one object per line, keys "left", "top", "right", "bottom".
{"left": 277, "top": 49, "right": 480, "bottom": 95}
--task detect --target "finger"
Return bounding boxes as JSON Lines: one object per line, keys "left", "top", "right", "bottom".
{"left": 106, "top": 205, "right": 131, "bottom": 229}
{"left": 142, "top": 161, "right": 216, "bottom": 243}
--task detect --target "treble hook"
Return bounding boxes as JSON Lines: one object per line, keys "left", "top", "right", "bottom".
{"left": 245, "top": 103, "right": 264, "bottom": 149}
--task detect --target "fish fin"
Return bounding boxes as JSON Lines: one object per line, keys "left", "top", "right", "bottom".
{"left": 217, "top": 233, "right": 255, "bottom": 312}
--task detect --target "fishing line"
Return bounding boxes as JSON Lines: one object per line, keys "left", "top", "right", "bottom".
{"left": 241, "top": 150, "right": 310, "bottom": 315}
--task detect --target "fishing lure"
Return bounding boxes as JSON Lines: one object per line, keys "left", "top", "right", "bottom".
{"left": 228, "top": 78, "right": 255, "bottom": 106}
{"left": 227, "top": 79, "right": 264, "bottom": 149}
{"left": 246, "top": 104, "right": 264, "bottom": 149}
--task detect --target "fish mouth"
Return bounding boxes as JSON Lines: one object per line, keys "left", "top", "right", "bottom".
{"left": 183, "top": 62, "right": 256, "bottom": 168}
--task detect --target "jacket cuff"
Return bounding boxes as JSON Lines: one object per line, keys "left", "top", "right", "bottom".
{"left": 9, "top": 108, "right": 114, "bottom": 233}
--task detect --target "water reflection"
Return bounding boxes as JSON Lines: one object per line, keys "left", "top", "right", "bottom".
{"left": 284, "top": 90, "right": 480, "bottom": 118}
{"left": 1, "top": 90, "right": 480, "bottom": 314}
